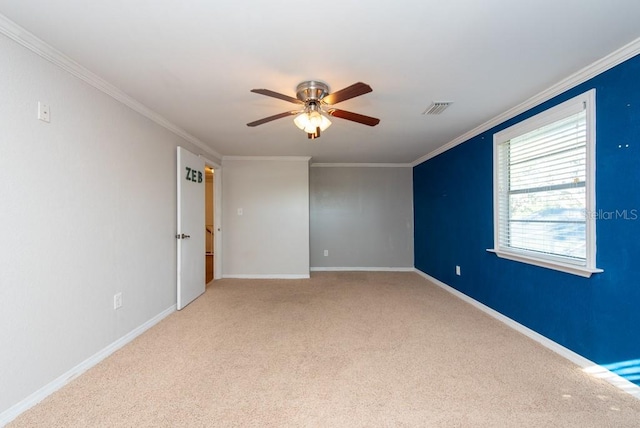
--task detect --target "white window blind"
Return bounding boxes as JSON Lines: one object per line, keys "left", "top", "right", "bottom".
{"left": 492, "top": 90, "right": 601, "bottom": 276}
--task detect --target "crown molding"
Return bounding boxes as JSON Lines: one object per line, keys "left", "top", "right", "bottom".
{"left": 0, "top": 14, "right": 222, "bottom": 161}
{"left": 222, "top": 156, "right": 312, "bottom": 162}
{"left": 311, "top": 163, "right": 412, "bottom": 168}
{"left": 411, "top": 36, "right": 640, "bottom": 167}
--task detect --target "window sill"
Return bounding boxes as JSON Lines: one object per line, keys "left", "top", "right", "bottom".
{"left": 486, "top": 249, "right": 603, "bottom": 278}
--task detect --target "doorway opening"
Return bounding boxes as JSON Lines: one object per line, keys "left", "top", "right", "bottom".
{"left": 205, "top": 166, "right": 215, "bottom": 285}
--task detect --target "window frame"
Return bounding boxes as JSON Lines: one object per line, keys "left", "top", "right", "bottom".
{"left": 489, "top": 89, "right": 603, "bottom": 278}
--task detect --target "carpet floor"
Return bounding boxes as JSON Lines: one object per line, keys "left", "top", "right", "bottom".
{"left": 9, "top": 272, "right": 640, "bottom": 427}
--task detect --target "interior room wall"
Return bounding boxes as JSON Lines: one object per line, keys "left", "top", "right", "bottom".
{"left": 413, "top": 53, "right": 640, "bottom": 383}
{"left": 221, "top": 157, "right": 310, "bottom": 278}
{"left": 0, "top": 33, "right": 220, "bottom": 417}
{"left": 310, "top": 166, "right": 414, "bottom": 269}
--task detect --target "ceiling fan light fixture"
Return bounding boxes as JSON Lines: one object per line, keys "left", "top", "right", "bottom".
{"left": 318, "top": 113, "right": 332, "bottom": 131}
{"left": 308, "top": 110, "right": 322, "bottom": 128}
{"left": 293, "top": 112, "right": 308, "bottom": 130}
{"left": 294, "top": 111, "right": 332, "bottom": 134}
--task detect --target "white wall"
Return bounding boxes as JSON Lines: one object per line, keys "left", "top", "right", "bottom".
{"left": 0, "top": 33, "right": 219, "bottom": 417}
{"left": 221, "top": 157, "right": 310, "bottom": 278}
{"left": 310, "top": 166, "right": 414, "bottom": 269}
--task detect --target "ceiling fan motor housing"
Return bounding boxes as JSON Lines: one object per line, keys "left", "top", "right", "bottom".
{"left": 296, "top": 80, "right": 329, "bottom": 103}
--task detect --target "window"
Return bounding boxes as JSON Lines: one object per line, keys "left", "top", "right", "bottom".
{"left": 490, "top": 90, "right": 602, "bottom": 277}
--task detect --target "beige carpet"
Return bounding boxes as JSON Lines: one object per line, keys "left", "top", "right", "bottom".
{"left": 9, "top": 272, "right": 640, "bottom": 427}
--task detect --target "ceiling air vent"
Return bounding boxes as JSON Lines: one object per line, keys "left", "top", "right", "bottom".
{"left": 422, "top": 102, "right": 452, "bottom": 115}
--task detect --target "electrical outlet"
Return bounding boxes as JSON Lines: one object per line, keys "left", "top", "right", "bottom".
{"left": 237, "top": 208, "right": 243, "bottom": 216}
{"left": 114, "top": 292, "right": 122, "bottom": 309}
{"left": 455, "top": 265, "right": 461, "bottom": 276}
{"left": 323, "top": 250, "right": 329, "bottom": 257}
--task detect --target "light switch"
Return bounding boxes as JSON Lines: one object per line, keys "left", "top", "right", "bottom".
{"left": 38, "top": 102, "right": 50, "bottom": 123}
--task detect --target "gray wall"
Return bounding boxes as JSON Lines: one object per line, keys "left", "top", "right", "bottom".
{"left": 310, "top": 166, "right": 414, "bottom": 269}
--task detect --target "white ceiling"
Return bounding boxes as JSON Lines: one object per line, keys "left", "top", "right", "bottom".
{"left": 2, "top": 0, "right": 640, "bottom": 163}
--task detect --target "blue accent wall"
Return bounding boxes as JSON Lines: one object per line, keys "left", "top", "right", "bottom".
{"left": 414, "top": 53, "right": 640, "bottom": 383}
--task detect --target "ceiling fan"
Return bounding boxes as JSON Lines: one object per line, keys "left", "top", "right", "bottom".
{"left": 247, "top": 80, "right": 380, "bottom": 139}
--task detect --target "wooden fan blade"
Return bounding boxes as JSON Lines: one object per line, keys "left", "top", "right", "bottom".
{"left": 322, "top": 82, "right": 372, "bottom": 105}
{"left": 250, "top": 89, "right": 303, "bottom": 104}
{"left": 327, "top": 108, "right": 380, "bottom": 126}
{"left": 247, "top": 111, "right": 297, "bottom": 127}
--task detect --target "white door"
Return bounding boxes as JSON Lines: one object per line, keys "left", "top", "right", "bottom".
{"left": 176, "top": 146, "right": 205, "bottom": 310}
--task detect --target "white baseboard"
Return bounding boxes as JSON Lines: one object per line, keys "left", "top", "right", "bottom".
{"left": 310, "top": 267, "right": 415, "bottom": 272}
{"left": 0, "top": 305, "right": 176, "bottom": 427}
{"left": 222, "top": 274, "right": 310, "bottom": 279}
{"left": 413, "top": 269, "right": 640, "bottom": 400}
